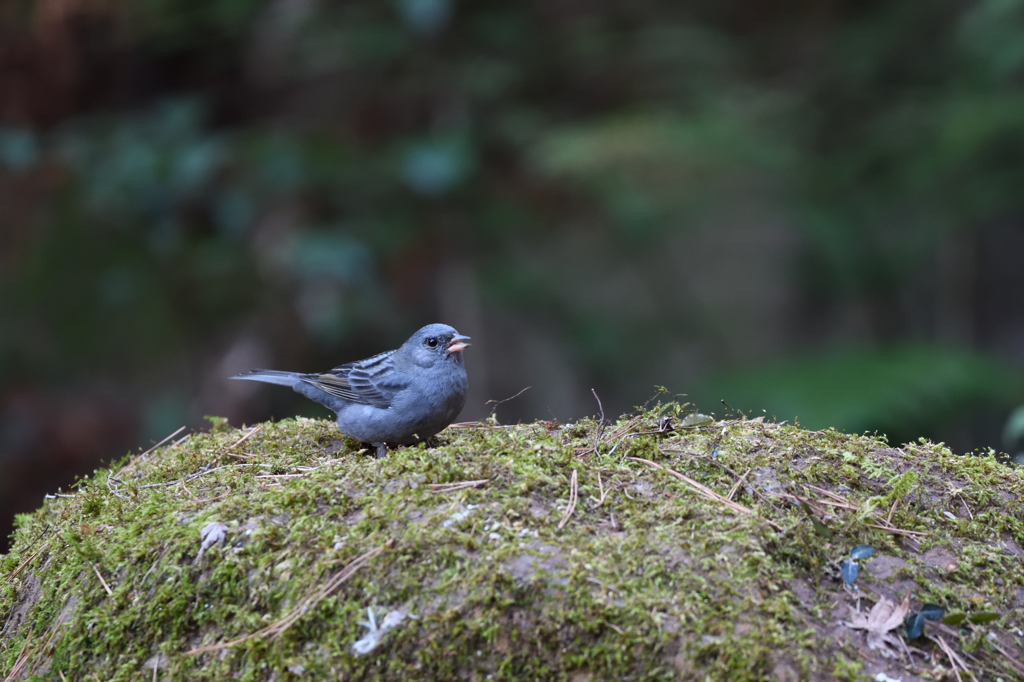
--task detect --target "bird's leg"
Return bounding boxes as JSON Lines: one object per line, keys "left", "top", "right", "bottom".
{"left": 372, "top": 442, "right": 388, "bottom": 459}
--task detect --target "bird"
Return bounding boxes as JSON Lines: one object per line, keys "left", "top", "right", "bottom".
{"left": 231, "top": 324, "right": 470, "bottom": 458}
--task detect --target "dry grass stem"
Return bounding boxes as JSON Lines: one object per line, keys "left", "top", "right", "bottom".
{"left": 92, "top": 564, "right": 113, "bottom": 596}
{"left": 959, "top": 494, "right": 974, "bottom": 520}
{"left": 989, "top": 640, "right": 1024, "bottom": 676}
{"left": 557, "top": 469, "right": 578, "bottom": 530}
{"left": 801, "top": 484, "right": 928, "bottom": 537}
{"left": 863, "top": 523, "right": 928, "bottom": 537}
{"left": 2, "top": 628, "right": 34, "bottom": 682}
{"left": 664, "top": 447, "right": 783, "bottom": 513}
{"left": 726, "top": 468, "right": 752, "bottom": 501}
{"left": 226, "top": 425, "right": 262, "bottom": 451}
{"left": 4, "top": 543, "right": 48, "bottom": 587}
{"left": 628, "top": 457, "right": 784, "bottom": 531}
{"left": 887, "top": 498, "right": 900, "bottom": 524}
{"left": 936, "top": 635, "right": 968, "bottom": 682}
{"left": 596, "top": 472, "right": 610, "bottom": 506}
{"left": 576, "top": 415, "right": 642, "bottom": 457}
{"left": 27, "top": 622, "right": 67, "bottom": 677}
{"left": 428, "top": 479, "right": 490, "bottom": 493}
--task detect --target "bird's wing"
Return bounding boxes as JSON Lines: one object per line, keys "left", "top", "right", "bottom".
{"left": 299, "top": 350, "right": 407, "bottom": 409}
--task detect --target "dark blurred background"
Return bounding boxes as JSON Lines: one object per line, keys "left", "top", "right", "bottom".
{"left": 3, "top": 0, "right": 1024, "bottom": 545}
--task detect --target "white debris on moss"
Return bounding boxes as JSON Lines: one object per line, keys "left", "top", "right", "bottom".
{"left": 195, "top": 521, "right": 229, "bottom": 562}
{"left": 352, "top": 607, "right": 410, "bottom": 655}
{"left": 442, "top": 504, "right": 477, "bottom": 528}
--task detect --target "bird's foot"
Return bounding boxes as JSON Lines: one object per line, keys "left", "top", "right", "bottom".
{"left": 372, "top": 442, "right": 388, "bottom": 459}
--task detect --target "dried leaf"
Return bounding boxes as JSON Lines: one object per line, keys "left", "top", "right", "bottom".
{"left": 845, "top": 596, "right": 911, "bottom": 655}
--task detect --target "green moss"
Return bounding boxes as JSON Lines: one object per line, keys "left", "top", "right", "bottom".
{"left": 2, "top": 407, "right": 1023, "bottom": 680}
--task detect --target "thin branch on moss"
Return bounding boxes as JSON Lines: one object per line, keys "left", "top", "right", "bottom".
{"left": 557, "top": 469, "right": 578, "bottom": 530}
{"left": 629, "top": 457, "right": 784, "bottom": 531}
{"left": 591, "top": 389, "right": 605, "bottom": 427}
{"left": 428, "top": 479, "right": 490, "bottom": 493}
{"left": 185, "top": 540, "right": 393, "bottom": 655}
{"left": 607, "top": 427, "right": 671, "bottom": 459}
{"left": 138, "top": 426, "right": 187, "bottom": 462}
{"left": 484, "top": 386, "right": 531, "bottom": 420}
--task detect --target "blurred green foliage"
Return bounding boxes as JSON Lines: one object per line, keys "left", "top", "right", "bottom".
{"left": 1, "top": 0, "right": 1023, "bottom": 460}
{"left": 698, "top": 346, "right": 1022, "bottom": 445}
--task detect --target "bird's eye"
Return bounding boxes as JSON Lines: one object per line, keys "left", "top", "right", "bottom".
{"left": 426, "top": 337, "right": 438, "bottom": 348}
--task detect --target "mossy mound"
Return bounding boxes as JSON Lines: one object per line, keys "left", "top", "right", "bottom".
{"left": 2, "top": 404, "right": 1023, "bottom": 681}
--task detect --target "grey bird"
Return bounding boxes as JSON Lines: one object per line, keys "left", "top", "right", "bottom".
{"left": 231, "top": 324, "right": 470, "bottom": 457}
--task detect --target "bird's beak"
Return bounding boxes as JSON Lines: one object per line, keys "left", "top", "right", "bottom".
{"left": 447, "top": 334, "right": 471, "bottom": 353}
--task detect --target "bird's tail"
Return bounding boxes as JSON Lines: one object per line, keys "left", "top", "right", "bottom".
{"left": 230, "top": 369, "right": 303, "bottom": 387}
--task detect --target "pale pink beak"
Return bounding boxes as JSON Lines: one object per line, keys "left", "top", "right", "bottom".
{"left": 447, "top": 334, "right": 471, "bottom": 353}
